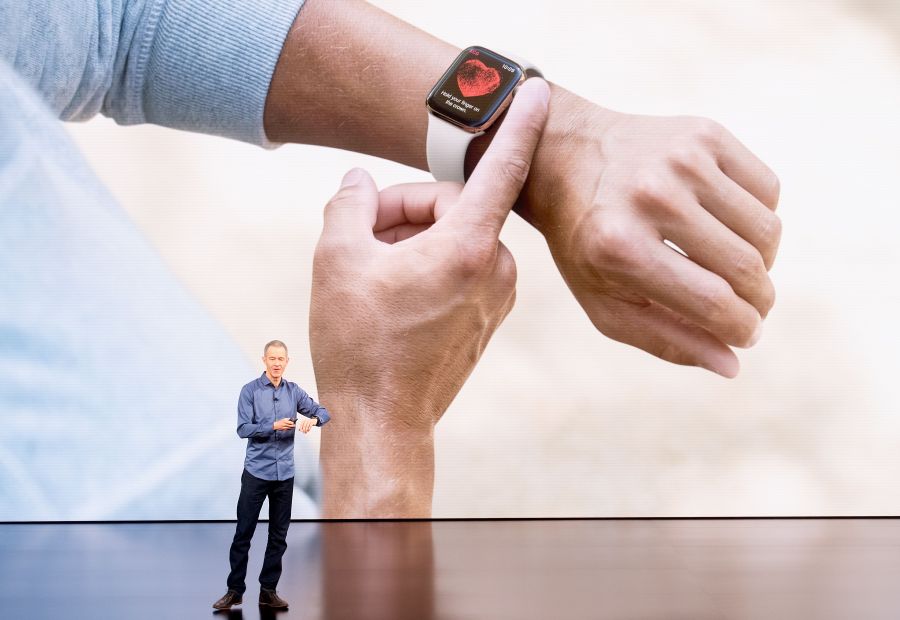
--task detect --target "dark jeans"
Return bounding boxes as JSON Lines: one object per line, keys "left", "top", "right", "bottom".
{"left": 227, "top": 469, "right": 294, "bottom": 593}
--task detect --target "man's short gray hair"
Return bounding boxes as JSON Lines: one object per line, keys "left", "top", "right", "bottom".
{"left": 263, "top": 340, "right": 288, "bottom": 356}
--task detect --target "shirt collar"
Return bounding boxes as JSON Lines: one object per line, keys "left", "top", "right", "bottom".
{"left": 259, "top": 371, "right": 284, "bottom": 389}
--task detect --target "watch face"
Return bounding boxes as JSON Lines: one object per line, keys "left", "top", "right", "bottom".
{"left": 426, "top": 46, "right": 524, "bottom": 130}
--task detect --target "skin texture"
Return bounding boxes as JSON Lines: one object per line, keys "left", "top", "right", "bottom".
{"left": 269, "top": 1, "right": 782, "bottom": 516}
{"left": 265, "top": 0, "right": 781, "bottom": 378}
{"left": 310, "top": 79, "right": 551, "bottom": 518}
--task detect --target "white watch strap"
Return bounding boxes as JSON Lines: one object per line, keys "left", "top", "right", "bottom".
{"left": 427, "top": 52, "right": 542, "bottom": 183}
{"left": 427, "top": 115, "right": 482, "bottom": 184}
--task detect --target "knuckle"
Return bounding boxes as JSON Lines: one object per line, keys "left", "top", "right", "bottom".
{"left": 756, "top": 212, "right": 782, "bottom": 267}
{"left": 667, "top": 144, "right": 708, "bottom": 177}
{"left": 590, "top": 218, "right": 643, "bottom": 268}
{"left": 692, "top": 117, "right": 725, "bottom": 149}
{"left": 738, "top": 320, "right": 758, "bottom": 347}
{"left": 763, "top": 171, "right": 781, "bottom": 210}
{"left": 453, "top": 239, "right": 497, "bottom": 279}
{"left": 495, "top": 153, "right": 532, "bottom": 188}
{"left": 495, "top": 250, "right": 518, "bottom": 292}
{"left": 759, "top": 277, "right": 776, "bottom": 318}
{"left": 732, "top": 249, "right": 766, "bottom": 285}
{"left": 698, "top": 281, "right": 734, "bottom": 328}
{"left": 732, "top": 250, "right": 775, "bottom": 314}
{"left": 629, "top": 170, "right": 670, "bottom": 207}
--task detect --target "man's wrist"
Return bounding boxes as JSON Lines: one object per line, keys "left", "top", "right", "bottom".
{"left": 264, "top": 0, "right": 624, "bottom": 234}
{"left": 318, "top": 392, "right": 436, "bottom": 518}
{"left": 463, "top": 85, "right": 619, "bottom": 233}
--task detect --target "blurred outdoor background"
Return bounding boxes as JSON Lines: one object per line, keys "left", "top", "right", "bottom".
{"left": 65, "top": 0, "right": 900, "bottom": 517}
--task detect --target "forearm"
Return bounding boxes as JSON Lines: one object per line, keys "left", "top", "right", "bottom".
{"left": 319, "top": 393, "right": 435, "bottom": 519}
{"left": 265, "top": 0, "right": 616, "bottom": 229}
{"left": 265, "top": 0, "right": 454, "bottom": 168}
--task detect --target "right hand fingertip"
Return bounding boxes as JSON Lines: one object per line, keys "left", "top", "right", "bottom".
{"left": 340, "top": 167, "right": 365, "bottom": 189}
{"left": 523, "top": 77, "right": 550, "bottom": 109}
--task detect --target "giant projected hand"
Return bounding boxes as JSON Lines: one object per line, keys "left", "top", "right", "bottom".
{"left": 266, "top": 0, "right": 782, "bottom": 380}
{"left": 510, "top": 95, "right": 782, "bottom": 378}
{"left": 310, "top": 78, "right": 550, "bottom": 519}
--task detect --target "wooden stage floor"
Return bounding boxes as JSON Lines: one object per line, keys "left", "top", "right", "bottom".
{"left": 1, "top": 518, "right": 899, "bottom": 619}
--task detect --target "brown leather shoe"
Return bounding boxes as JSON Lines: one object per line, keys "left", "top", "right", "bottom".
{"left": 212, "top": 590, "right": 243, "bottom": 610}
{"left": 259, "top": 588, "right": 289, "bottom": 609}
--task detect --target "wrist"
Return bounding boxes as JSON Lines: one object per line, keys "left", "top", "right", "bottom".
{"left": 319, "top": 392, "right": 436, "bottom": 519}
{"left": 264, "top": 0, "right": 458, "bottom": 169}
{"left": 465, "top": 85, "right": 621, "bottom": 233}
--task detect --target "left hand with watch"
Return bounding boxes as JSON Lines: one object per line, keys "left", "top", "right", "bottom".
{"left": 266, "top": 0, "right": 781, "bottom": 380}
{"left": 293, "top": 416, "right": 318, "bottom": 434}
{"left": 425, "top": 45, "right": 779, "bottom": 379}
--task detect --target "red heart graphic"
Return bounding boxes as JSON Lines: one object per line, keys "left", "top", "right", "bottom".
{"left": 456, "top": 59, "right": 501, "bottom": 98}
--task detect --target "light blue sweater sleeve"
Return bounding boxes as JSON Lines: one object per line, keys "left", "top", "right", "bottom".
{"left": 0, "top": 0, "right": 305, "bottom": 145}
{"left": 0, "top": 57, "right": 323, "bottom": 519}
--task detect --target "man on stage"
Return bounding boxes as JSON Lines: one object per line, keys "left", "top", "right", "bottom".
{"left": 213, "top": 340, "right": 330, "bottom": 611}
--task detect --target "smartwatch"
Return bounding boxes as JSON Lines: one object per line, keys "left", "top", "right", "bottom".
{"left": 425, "top": 46, "right": 542, "bottom": 183}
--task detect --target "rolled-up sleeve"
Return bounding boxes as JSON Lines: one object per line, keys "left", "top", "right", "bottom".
{"left": 0, "top": 0, "right": 305, "bottom": 146}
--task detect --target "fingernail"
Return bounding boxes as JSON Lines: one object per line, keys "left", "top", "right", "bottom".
{"left": 747, "top": 321, "right": 764, "bottom": 347}
{"left": 341, "top": 168, "right": 364, "bottom": 188}
{"left": 700, "top": 355, "right": 739, "bottom": 379}
{"left": 704, "top": 365, "right": 736, "bottom": 379}
{"left": 522, "top": 78, "right": 550, "bottom": 108}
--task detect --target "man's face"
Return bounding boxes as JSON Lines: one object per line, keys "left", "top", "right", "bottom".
{"left": 263, "top": 346, "right": 289, "bottom": 380}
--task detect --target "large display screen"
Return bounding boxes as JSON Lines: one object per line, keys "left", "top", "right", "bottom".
{"left": 3, "top": 0, "right": 899, "bottom": 523}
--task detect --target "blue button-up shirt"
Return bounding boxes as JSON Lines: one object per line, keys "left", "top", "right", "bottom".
{"left": 237, "top": 372, "right": 331, "bottom": 481}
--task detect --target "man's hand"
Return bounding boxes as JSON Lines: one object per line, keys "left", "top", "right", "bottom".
{"left": 273, "top": 418, "right": 295, "bottom": 431}
{"left": 297, "top": 416, "right": 317, "bottom": 434}
{"left": 516, "top": 92, "right": 781, "bottom": 378}
{"left": 310, "top": 78, "right": 551, "bottom": 517}
{"left": 267, "top": 1, "right": 780, "bottom": 378}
